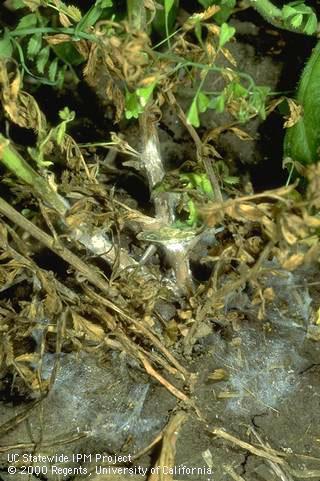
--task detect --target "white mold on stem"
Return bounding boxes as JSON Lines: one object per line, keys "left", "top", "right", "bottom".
{"left": 137, "top": 227, "right": 200, "bottom": 295}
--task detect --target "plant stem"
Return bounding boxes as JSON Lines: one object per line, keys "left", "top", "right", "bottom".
{"left": 166, "top": 91, "right": 223, "bottom": 203}
{"left": 11, "top": 27, "right": 100, "bottom": 42}
{"left": 249, "top": 0, "right": 282, "bottom": 21}
{"left": 165, "top": 246, "right": 194, "bottom": 295}
{"left": 248, "top": 0, "right": 318, "bottom": 35}
{"left": 0, "top": 135, "right": 142, "bottom": 272}
{"left": 0, "top": 135, "right": 68, "bottom": 216}
{"left": 0, "top": 197, "right": 111, "bottom": 299}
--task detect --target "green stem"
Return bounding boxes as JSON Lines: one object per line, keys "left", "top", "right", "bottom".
{"left": 10, "top": 27, "right": 100, "bottom": 43}
{"left": 0, "top": 135, "right": 68, "bottom": 216}
{"left": 250, "top": 0, "right": 282, "bottom": 20}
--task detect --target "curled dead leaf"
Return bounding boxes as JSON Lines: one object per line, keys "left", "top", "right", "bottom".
{"left": 72, "top": 312, "right": 105, "bottom": 342}
{"left": 283, "top": 98, "right": 302, "bottom": 128}
{"left": 229, "top": 127, "right": 253, "bottom": 141}
{"left": 0, "top": 59, "right": 46, "bottom": 132}
{"left": 281, "top": 253, "right": 305, "bottom": 270}
{"left": 207, "top": 368, "right": 228, "bottom": 381}
{"left": 44, "top": 34, "right": 72, "bottom": 45}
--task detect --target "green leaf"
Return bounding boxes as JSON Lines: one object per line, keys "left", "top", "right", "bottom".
{"left": 224, "top": 175, "right": 239, "bottom": 185}
{"left": 59, "top": 107, "right": 75, "bottom": 121}
{"left": 164, "top": 0, "right": 177, "bottom": 46}
{"left": 209, "top": 94, "right": 225, "bottom": 113}
{"left": 27, "top": 33, "right": 42, "bottom": 58}
{"left": 48, "top": 57, "right": 58, "bottom": 82}
{"left": 56, "top": 68, "right": 65, "bottom": 89}
{"left": 290, "top": 13, "right": 303, "bottom": 28}
{"left": 249, "top": 86, "right": 270, "bottom": 120}
{"left": 164, "top": 0, "right": 175, "bottom": 14}
{"left": 6, "top": 0, "right": 25, "bottom": 10}
{"left": 214, "top": 0, "right": 236, "bottom": 24}
{"left": 197, "top": 92, "right": 210, "bottom": 113}
{"left": 304, "top": 13, "right": 317, "bottom": 35}
{"left": 136, "top": 82, "right": 156, "bottom": 107}
{"left": 282, "top": 1, "right": 317, "bottom": 34}
{"left": 17, "top": 12, "right": 38, "bottom": 29}
{"left": 153, "top": 0, "right": 178, "bottom": 37}
{"left": 0, "top": 31, "right": 13, "bottom": 59}
{"left": 194, "top": 21, "right": 203, "bottom": 45}
{"left": 186, "top": 98, "right": 200, "bottom": 127}
{"left": 36, "top": 46, "right": 50, "bottom": 73}
{"left": 230, "top": 82, "right": 247, "bottom": 98}
{"left": 197, "top": 0, "right": 213, "bottom": 7}
{"left": 75, "top": 0, "right": 112, "bottom": 32}
{"left": 96, "top": 0, "right": 113, "bottom": 7}
{"left": 125, "top": 91, "right": 143, "bottom": 119}
{"left": 218, "top": 22, "right": 235, "bottom": 48}
{"left": 186, "top": 199, "right": 198, "bottom": 226}
{"left": 52, "top": 43, "right": 84, "bottom": 66}
{"left": 282, "top": 4, "right": 297, "bottom": 19}
{"left": 284, "top": 41, "right": 320, "bottom": 165}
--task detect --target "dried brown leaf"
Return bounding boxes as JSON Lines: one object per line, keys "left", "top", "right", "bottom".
{"left": 283, "top": 98, "right": 302, "bottom": 128}
{"left": 229, "top": 127, "right": 253, "bottom": 141}
{"left": 59, "top": 12, "right": 72, "bottom": 27}
{"left": 225, "top": 202, "right": 271, "bottom": 222}
{"left": 221, "top": 47, "right": 237, "bottom": 67}
{"left": 44, "top": 34, "right": 72, "bottom": 45}
{"left": 0, "top": 59, "right": 46, "bottom": 132}
{"left": 201, "top": 5, "right": 221, "bottom": 20}
{"left": 281, "top": 253, "right": 305, "bottom": 270}
{"left": 208, "top": 368, "right": 228, "bottom": 381}
{"left": 72, "top": 312, "right": 105, "bottom": 342}
{"left": 280, "top": 214, "right": 308, "bottom": 245}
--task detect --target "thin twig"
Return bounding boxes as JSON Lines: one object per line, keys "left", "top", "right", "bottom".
{"left": 0, "top": 197, "right": 133, "bottom": 318}
{"left": 166, "top": 90, "right": 223, "bottom": 203}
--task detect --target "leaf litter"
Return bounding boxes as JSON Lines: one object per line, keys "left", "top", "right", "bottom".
{"left": 0, "top": 11, "right": 320, "bottom": 481}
